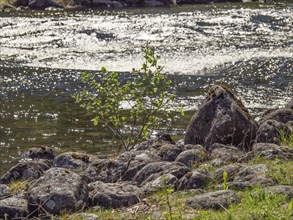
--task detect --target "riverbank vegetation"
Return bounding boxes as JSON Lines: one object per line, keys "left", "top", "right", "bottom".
{"left": 73, "top": 44, "right": 183, "bottom": 150}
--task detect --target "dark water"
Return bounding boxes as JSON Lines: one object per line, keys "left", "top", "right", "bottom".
{"left": 0, "top": 2, "right": 292, "bottom": 175}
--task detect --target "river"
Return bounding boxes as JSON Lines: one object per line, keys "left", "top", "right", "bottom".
{"left": 0, "top": 2, "right": 292, "bottom": 175}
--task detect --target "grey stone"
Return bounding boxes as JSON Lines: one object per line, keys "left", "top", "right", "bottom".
{"left": 265, "top": 185, "right": 293, "bottom": 200}
{"left": 157, "top": 144, "right": 183, "bottom": 161}
{"left": 175, "top": 148, "right": 207, "bottom": 167}
{"left": 210, "top": 144, "right": 244, "bottom": 166}
{"left": 133, "top": 161, "right": 190, "bottom": 186}
{"left": 53, "top": 152, "right": 93, "bottom": 171}
{"left": 252, "top": 143, "right": 293, "bottom": 160}
{"left": 118, "top": 151, "right": 161, "bottom": 181}
{"left": 256, "top": 119, "right": 291, "bottom": 144}
{"left": 82, "top": 158, "right": 127, "bottom": 183}
{"left": 177, "top": 171, "right": 208, "bottom": 190}
{"left": 186, "top": 190, "right": 239, "bottom": 210}
{"left": 230, "top": 164, "right": 275, "bottom": 190}
{"left": 89, "top": 181, "right": 140, "bottom": 208}
{"left": 21, "top": 146, "right": 56, "bottom": 161}
{"left": 0, "top": 184, "right": 9, "bottom": 196}
{"left": 132, "top": 134, "right": 175, "bottom": 151}
{"left": 0, "top": 161, "right": 51, "bottom": 184}
{"left": 142, "top": 173, "right": 178, "bottom": 194}
{"left": 259, "top": 108, "right": 293, "bottom": 124}
{"left": 184, "top": 85, "right": 258, "bottom": 150}
{"left": 0, "top": 197, "right": 28, "bottom": 219}
{"left": 212, "top": 164, "right": 244, "bottom": 183}
{"left": 27, "top": 167, "right": 88, "bottom": 215}
{"left": 237, "top": 151, "right": 255, "bottom": 163}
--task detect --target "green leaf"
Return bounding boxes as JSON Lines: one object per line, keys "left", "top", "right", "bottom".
{"left": 93, "top": 118, "right": 99, "bottom": 126}
{"left": 101, "top": 67, "right": 107, "bottom": 73}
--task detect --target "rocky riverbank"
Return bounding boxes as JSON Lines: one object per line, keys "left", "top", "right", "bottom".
{"left": 0, "top": 84, "right": 292, "bottom": 219}
{"left": 1, "top": 0, "right": 269, "bottom": 11}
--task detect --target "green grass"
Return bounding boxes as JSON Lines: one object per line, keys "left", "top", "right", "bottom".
{"left": 279, "top": 130, "right": 293, "bottom": 149}
{"left": 61, "top": 185, "right": 292, "bottom": 220}
{"left": 8, "top": 179, "right": 29, "bottom": 194}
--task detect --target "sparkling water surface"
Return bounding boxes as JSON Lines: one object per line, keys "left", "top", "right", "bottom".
{"left": 0, "top": 2, "right": 292, "bottom": 174}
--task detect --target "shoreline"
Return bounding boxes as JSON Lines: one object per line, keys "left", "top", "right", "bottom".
{"left": 0, "top": 0, "right": 284, "bottom": 11}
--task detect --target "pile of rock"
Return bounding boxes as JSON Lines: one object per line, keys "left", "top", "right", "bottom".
{"left": 0, "top": 84, "right": 292, "bottom": 218}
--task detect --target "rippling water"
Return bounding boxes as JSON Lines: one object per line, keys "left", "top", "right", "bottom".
{"left": 0, "top": 2, "right": 292, "bottom": 174}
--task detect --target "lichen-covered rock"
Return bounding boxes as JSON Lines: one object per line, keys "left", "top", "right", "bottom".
{"left": 133, "top": 161, "right": 190, "bottom": 186}
{"left": 0, "top": 184, "right": 9, "bottom": 196}
{"left": 210, "top": 144, "right": 244, "bottom": 166}
{"left": 186, "top": 190, "right": 239, "bottom": 210}
{"left": 252, "top": 143, "right": 293, "bottom": 160}
{"left": 259, "top": 108, "right": 293, "bottom": 124}
{"left": 0, "top": 197, "right": 28, "bottom": 219}
{"left": 184, "top": 85, "right": 258, "bottom": 150}
{"left": 88, "top": 181, "right": 140, "bottom": 208}
{"left": 118, "top": 151, "right": 161, "bottom": 181}
{"left": 142, "top": 173, "right": 178, "bottom": 194}
{"left": 256, "top": 119, "right": 291, "bottom": 144}
{"left": 157, "top": 144, "right": 183, "bottom": 161}
{"left": 82, "top": 158, "right": 127, "bottom": 183}
{"left": 0, "top": 161, "right": 51, "bottom": 184}
{"left": 229, "top": 164, "right": 275, "bottom": 190}
{"left": 176, "top": 171, "right": 208, "bottom": 190}
{"left": 265, "top": 185, "right": 293, "bottom": 200}
{"left": 53, "top": 152, "right": 93, "bottom": 171}
{"left": 175, "top": 145, "right": 207, "bottom": 167}
{"left": 21, "top": 145, "right": 56, "bottom": 161}
{"left": 212, "top": 163, "right": 244, "bottom": 183}
{"left": 27, "top": 167, "right": 88, "bottom": 216}
{"left": 133, "top": 134, "right": 175, "bottom": 151}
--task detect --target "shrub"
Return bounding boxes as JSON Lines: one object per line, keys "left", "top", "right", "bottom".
{"left": 73, "top": 43, "right": 182, "bottom": 150}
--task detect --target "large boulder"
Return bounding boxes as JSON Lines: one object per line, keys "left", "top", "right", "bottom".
{"left": 88, "top": 181, "right": 141, "bottom": 208}
{"left": 184, "top": 85, "right": 258, "bottom": 150}
{"left": 27, "top": 168, "right": 88, "bottom": 216}
{"left": 0, "top": 160, "right": 51, "bottom": 184}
